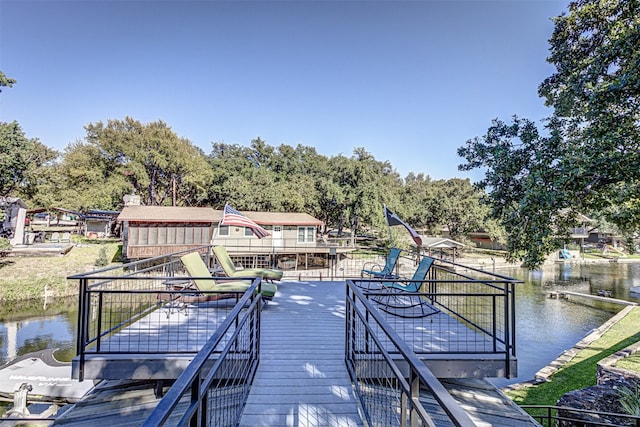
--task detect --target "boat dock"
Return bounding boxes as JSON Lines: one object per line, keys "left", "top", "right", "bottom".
{"left": 52, "top": 280, "right": 537, "bottom": 426}
{"left": 549, "top": 290, "right": 638, "bottom": 306}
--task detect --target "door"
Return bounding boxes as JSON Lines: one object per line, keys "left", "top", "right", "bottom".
{"left": 272, "top": 226, "right": 283, "bottom": 248}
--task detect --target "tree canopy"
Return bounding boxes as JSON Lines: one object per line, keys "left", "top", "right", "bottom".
{"left": 0, "top": 121, "right": 54, "bottom": 198}
{"left": 459, "top": 0, "right": 640, "bottom": 268}
{"left": 0, "top": 113, "right": 496, "bottom": 247}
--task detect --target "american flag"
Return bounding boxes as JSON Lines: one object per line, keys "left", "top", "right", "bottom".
{"left": 221, "top": 203, "right": 270, "bottom": 239}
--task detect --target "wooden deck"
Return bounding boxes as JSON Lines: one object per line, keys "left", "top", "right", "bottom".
{"left": 239, "top": 281, "right": 364, "bottom": 427}
{"left": 59, "top": 280, "right": 536, "bottom": 426}
{"left": 241, "top": 281, "right": 532, "bottom": 426}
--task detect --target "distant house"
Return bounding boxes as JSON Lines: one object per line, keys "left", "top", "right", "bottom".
{"left": 82, "top": 210, "right": 121, "bottom": 238}
{"left": 1, "top": 197, "right": 28, "bottom": 246}
{"left": 117, "top": 206, "right": 328, "bottom": 265}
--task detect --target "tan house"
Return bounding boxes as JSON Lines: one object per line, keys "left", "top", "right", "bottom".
{"left": 118, "top": 206, "right": 332, "bottom": 267}
{"left": 119, "top": 206, "right": 217, "bottom": 259}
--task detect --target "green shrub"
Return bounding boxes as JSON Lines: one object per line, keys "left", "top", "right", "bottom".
{"left": 0, "top": 238, "right": 9, "bottom": 251}
{"left": 95, "top": 246, "right": 109, "bottom": 267}
{"left": 619, "top": 385, "right": 640, "bottom": 416}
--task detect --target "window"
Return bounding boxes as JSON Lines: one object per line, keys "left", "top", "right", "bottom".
{"left": 297, "top": 226, "right": 316, "bottom": 243}
{"left": 218, "top": 225, "right": 229, "bottom": 236}
{"left": 244, "top": 227, "right": 254, "bottom": 237}
{"left": 128, "top": 223, "right": 210, "bottom": 245}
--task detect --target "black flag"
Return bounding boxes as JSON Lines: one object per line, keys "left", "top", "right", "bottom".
{"left": 384, "top": 205, "right": 422, "bottom": 246}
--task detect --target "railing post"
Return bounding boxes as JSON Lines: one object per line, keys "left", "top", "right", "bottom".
{"left": 401, "top": 392, "right": 408, "bottom": 427}
{"left": 410, "top": 371, "right": 420, "bottom": 427}
{"left": 492, "top": 294, "right": 497, "bottom": 352}
{"left": 96, "top": 292, "right": 104, "bottom": 352}
{"left": 76, "top": 277, "right": 89, "bottom": 382}
{"left": 503, "top": 282, "right": 511, "bottom": 378}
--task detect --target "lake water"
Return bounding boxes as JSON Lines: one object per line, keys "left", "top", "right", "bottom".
{"left": 492, "top": 261, "right": 640, "bottom": 387}
{"left": 1, "top": 262, "right": 639, "bottom": 386}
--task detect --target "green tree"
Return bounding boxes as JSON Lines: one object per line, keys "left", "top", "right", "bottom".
{"left": 0, "top": 121, "right": 44, "bottom": 197}
{"left": 402, "top": 173, "right": 440, "bottom": 235}
{"left": 55, "top": 141, "right": 130, "bottom": 210}
{"left": 84, "top": 117, "right": 212, "bottom": 206}
{"left": 458, "top": 117, "right": 580, "bottom": 267}
{"left": 0, "top": 71, "right": 16, "bottom": 92}
{"left": 459, "top": 0, "right": 640, "bottom": 268}
{"left": 432, "top": 178, "right": 488, "bottom": 242}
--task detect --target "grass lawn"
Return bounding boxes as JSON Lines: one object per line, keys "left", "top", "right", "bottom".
{"left": 613, "top": 351, "right": 640, "bottom": 373}
{"left": 0, "top": 240, "right": 122, "bottom": 303}
{"left": 506, "top": 306, "right": 640, "bottom": 406}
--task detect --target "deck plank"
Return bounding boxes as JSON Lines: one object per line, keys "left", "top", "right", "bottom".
{"left": 239, "top": 280, "right": 365, "bottom": 427}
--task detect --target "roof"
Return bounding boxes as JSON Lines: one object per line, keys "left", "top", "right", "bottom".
{"left": 558, "top": 208, "right": 594, "bottom": 223}
{"left": 241, "top": 211, "right": 323, "bottom": 226}
{"left": 118, "top": 206, "right": 218, "bottom": 223}
{"left": 420, "top": 237, "right": 466, "bottom": 249}
{"left": 118, "top": 206, "right": 323, "bottom": 226}
{"left": 0, "top": 197, "right": 27, "bottom": 209}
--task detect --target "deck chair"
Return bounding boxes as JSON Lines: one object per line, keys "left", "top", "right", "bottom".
{"left": 175, "top": 252, "right": 277, "bottom": 302}
{"left": 361, "top": 248, "right": 401, "bottom": 279}
{"left": 49, "top": 232, "right": 60, "bottom": 243}
{"left": 213, "top": 246, "right": 283, "bottom": 281}
{"left": 60, "top": 232, "right": 71, "bottom": 243}
{"left": 374, "top": 256, "right": 439, "bottom": 318}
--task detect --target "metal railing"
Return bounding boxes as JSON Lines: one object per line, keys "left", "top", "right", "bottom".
{"left": 355, "top": 254, "right": 519, "bottom": 378}
{"left": 69, "top": 246, "right": 263, "bottom": 381}
{"left": 141, "top": 281, "right": 262, "bottom": 427}
{"left": 207, "top": 238, "right": 375, "bottom": 280}
{"left": 521, "top": 405, "right": 640, "bottom": 426}
{"left": 345, "top": 280, "right": 476, "bottom": 427}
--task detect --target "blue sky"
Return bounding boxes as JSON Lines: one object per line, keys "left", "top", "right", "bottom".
{"left": 0, "top": 0, "right": 568, "bottom": 180}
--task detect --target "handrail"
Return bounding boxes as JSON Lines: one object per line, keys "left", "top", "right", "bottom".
{"left": 521, "top": 404, "right": 640, "bottom": 426}
{"left": 346, "top": 280, "right": 476, "bottom": 426}
{"left": 68, "top": 245, "right": 210, "bottom": 279}
{"left": 142, "top": 280, "right": 261, "bottom": 426}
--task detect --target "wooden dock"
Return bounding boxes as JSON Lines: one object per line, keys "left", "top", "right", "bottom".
{"left": 55, "top": 280, "right": 538, "bottom": 426}
{"left": 239, "top": 281, "right": 364, "bottom": 427}
{"left": 549, "top": 290, "right": 638, "bottom": 306}
{"left": 239, "top": 281, "right": 535, "bottom": 427}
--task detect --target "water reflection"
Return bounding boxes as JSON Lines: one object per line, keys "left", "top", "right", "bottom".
{"left": 492, "top": 262, "right": 640, "bottom": 387}
{"left": 0, "top": 296, "right": 78, "bottom": 366}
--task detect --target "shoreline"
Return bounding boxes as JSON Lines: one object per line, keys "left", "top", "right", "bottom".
{"left": 501, "top": 305, "right": 637, "bottom": 393}
{"left": 457, "top": 254, "right": 640, "bottom": 271}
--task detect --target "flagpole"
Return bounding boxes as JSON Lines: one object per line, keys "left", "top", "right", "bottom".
{"left": 384, "top": 204, "right": 394, "bottom": 247}
{"left": 211, "top": 204, "right": 226, "bottom": 248}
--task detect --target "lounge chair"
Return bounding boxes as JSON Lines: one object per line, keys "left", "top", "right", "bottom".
{"left": 373, "top": 256, "right": 439, "bottom": 318}
{"left": 174, "top": 252, "right": 277, "bottom": 302}
{"left": 49, "top": 232, "right": 60, "bottom": 243}
{"left": 213, "top": 246, "right": 283, "bottom": 281}
{"left": 361, "top": 248, "right": 401, "bottom": 279}
{"left": 60, "top": 232, "right": 71, "bottom": 243}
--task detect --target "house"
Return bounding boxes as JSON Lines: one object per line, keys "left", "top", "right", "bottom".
{"left": 118, "top": 206, "right": 218, "bottom": 259}
{"left": 1, "top": 197, "right": 28, "bottom": 246}
{"left": 467, "top": 231, "right": 506, "bottom": 250}
{"left": 117, "top": 206, "right": 331, "bottom": 267}
{"left": 81, "top": 210, "right": 121, "bottom": 238}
